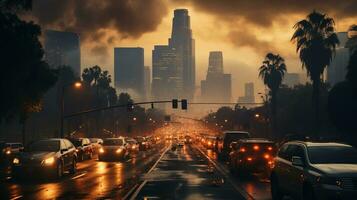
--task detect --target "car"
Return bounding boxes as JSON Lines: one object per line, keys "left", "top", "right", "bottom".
{"left": 229, "top": 138, "right": 276, "bottom": 176}
{"left": 89, "top": 138, "right": 103, "bottom": 154}
{"left": 12, "top": 138, "right": 77, "bottom": 179}
{"left": 184, "top": 135, "right": 192, "bottom": 144}
{"left": 126, "top": 138, "right": 139, "bottom": 153}
{"left": 98, "top": 138, "right": 129, "bottom": 161}
{"left": 135, "top": 136, "right": 150, "bottom": 151}
{"left": 270, "top": 141, "right": 357, "bottom": 200}
{"left": 1, "top": 142, "right": 24, "bottom": 164}
{"left": 203, "top": 136, "right": 217, "bottom": 149}
{"left": 69, "top": 138, "right": 93, "bottom": 161}
{"left": 217, "top": 131, "right": 250, "bottom": 160}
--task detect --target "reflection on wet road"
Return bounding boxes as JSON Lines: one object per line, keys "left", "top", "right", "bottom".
{"left": 0, "top": 144, "right": 166, "bottom": 200}
{"left": 131, "top": 145, "right": 246, "bottom": 200}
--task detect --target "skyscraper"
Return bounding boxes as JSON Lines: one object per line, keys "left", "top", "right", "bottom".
{"left": 114, "top": 47, "right": 145, "bottom": 100}
{"left": 327, "top": 32, "right": 350, "bottom": 86}
{"left": 201, "top": 51, "right": 231, "bottom": 103}
{"left": 152, "top": 45, "right": 182, "bottom": 100}
{"left": 283, "top": 73, "right": 301, "bottom": 88}
{"left": 144, "top": 66, "right": 151, "bottom": 100}
{"left": 168, "top": 9, "right": 195, "bottom": 100}
{"left": 44, "top": 30, "right": 81, "bottom": 75}
{"left": 238, "top": 82, "right": 255, "bottom": 104}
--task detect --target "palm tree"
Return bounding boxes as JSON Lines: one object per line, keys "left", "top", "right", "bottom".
{"left": 291, "top": 10, "right": 339, "bottom": 134}
{"left": 259, "top": 53, "right": 287, "bottom": 137}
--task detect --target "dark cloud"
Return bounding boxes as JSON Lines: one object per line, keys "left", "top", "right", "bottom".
{"left": 176, "top": 0, "right": 357, "bottom": 27}
{"left": 228, "top": 30, "right": 276, "bottom": 55}
{"left": 31, "top": 0, "right": 168, "bottom": 41}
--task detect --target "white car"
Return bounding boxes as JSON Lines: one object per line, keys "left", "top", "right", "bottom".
{"left": 98, "top": 137, "right": 128, "bottom": 161}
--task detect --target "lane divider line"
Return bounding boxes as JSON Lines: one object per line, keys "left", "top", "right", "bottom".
{"left": 71, "top": 171, "right": 87, "bottom": 180}
{"left": 125, "top": 145, "right": 171, "bottom": 200}
{"left": 195, "top": 145, "right": 255, "bottom": 200}
{"left": 10, "top": 195, "right": 23, "bottom": 200}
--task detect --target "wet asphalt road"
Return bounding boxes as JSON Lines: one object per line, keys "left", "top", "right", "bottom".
{"left": 0, "top": 143, "right": 166, "bottom": 200}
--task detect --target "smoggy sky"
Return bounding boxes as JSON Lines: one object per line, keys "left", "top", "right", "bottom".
{"left": 29, "top": 0, "right": 356, "bottom": 101}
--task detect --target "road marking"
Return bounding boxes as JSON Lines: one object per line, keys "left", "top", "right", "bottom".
{"left": 195, "top": 145, "right": 255, "bottom": 200}
{"left": 125, "top": 145, "right": 170, "bottom": 200}
{"left": 71, "top": 171, "right": 87, "bottom": 180}
{"left": 10, "top": 195, "right": 23, "bottom": 200}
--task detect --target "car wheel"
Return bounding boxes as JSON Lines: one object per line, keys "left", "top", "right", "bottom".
{"left": 303, "top": 183, "right": 315, "bottom": 200}
{"left": 271, "top": 175, "right": 283, "bottom": 200}
{"left": 69, "top": 158, "right": 76, "bottom": 174}
{"left": 56, "top": 161, "right": 63, "bottom": 179}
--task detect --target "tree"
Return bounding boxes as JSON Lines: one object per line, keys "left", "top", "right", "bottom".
{"left": 81, "top": 65, "right": 101, "bottom": 86}
{"left": 259, "top": 53, "right": 286, "bottom": 137}
{"left": 0, "top": 0, "right": 57, "bottom": 142}
{"left": 291, "top": 10, "right": 339, "bottom": 134}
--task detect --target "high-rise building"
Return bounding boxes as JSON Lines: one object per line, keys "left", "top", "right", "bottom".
{"left": 44, "top": 30, "right": 81, "bottom": 75}
{"left": 152, "top": 45, "right": 182, "bottom": 100}
{"left": 327, "top": 32, "right": 350, "bottom": 86}
{"left": 144, "top": 66, "right": 151, "bottom": 100}
{"left": 283, "top": 73, "right": 301, "bottom": 88}
{"left": 238, "top": 82, "right": 255, "bottom": 104}
{"left": 114, "top": 47, "right": 145, "bottom": 100}
{"left": 201, "top": 51, "right": 231, "bottom": 103}
{"left": 168, "top": 9, "right": 195, "bottom": 100}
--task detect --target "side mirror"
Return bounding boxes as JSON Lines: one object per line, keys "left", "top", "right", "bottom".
{"left": 292, "top": 156, "right": 304, "bottom": 167}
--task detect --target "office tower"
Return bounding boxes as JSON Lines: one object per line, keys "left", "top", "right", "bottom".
{"left": 283, "top": 73, "right": 301, "bottom": 88}
{"left": 44, "top": 30, "right": 81, "bottom": 75}
{"left": 201, "top": 51, "right": 231, "bottom": 103}
{"left": 168, "top": 9, "right": 195, "bottom": 100}
{"left": 327, "top": 32, "right": 350, "bottom": 86}
{"left": 238, "top": 82, "right": 255, "bottom": 104}
{"left": 152, "top": 45, "right": 182, "bottom": 100}
{"left": 144, "top": 66, "right": 151, "bottom": 100}
{"left": 114, "top": 47, "right": 144, "bottom": 100}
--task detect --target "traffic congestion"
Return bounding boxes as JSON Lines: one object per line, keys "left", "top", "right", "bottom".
{"left": 1, "top": 119, "right": 357, "bottom": 200}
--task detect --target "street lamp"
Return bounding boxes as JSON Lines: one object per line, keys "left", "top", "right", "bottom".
{"left": 60, "top": 81, "right": 82, "bottom": 138}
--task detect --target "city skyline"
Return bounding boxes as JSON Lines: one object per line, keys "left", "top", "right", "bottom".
{"left": 29, "top": 2, "right": 357, "bottom": 100}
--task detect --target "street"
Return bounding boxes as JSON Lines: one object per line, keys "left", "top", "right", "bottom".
{"left": 0, "top": 123, "right": 275, "bottom": 200}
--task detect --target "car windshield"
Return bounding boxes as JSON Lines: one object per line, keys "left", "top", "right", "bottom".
{"left": 308, "top": 146, "right": 357, "bottom": 164}
{"left": 103, "top": 139, "right": 123, "bottom": 146}
{"left": 28, "top": 140, "right": 60, "bottom": 152}
{"left": 70, "top": 140, "right": 82, "bottom": 147}
{"left": 89, "top": 138, "right": 98, "bottom": 143}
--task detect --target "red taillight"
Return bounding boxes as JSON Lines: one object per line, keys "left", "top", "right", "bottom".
{"left": 264, "top": 154, "right": 270, "bottom": 159}
{"left": 240, "top": 148, "right": 246, "bottom": 152}
{"left": 247, "top": 157, "right": 253, "bottom": 161}
{"left": 268, "top": 146, "right": 273, "bottom": 151}
{"left": 253, "top": 145, "right": 260, "bottom": 151}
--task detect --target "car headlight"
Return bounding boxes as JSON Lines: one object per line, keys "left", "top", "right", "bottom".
{"left": 43, "top": 157, "right": 55, "bottom": 165}
{"left": 13, "top": 158, "right": 20, "bottom": 165}
{"left": 5, "top": 150, "right": 11, "bottom": 155}
{"left": 99, "top": 148, "right": 104, "bottom": 153}
{"left": 116, "top": 148, "right": 123, "bottom": 154}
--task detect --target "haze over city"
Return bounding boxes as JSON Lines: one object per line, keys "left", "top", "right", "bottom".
{"left": 28, "top": 0, "right": 357, "bottom": 100}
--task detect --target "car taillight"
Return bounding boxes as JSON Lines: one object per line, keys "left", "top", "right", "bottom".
{"left": 253, "top": 145, "right": 260, "bottom": 151}
{"left": 268, "top": 146, "right": 273, "bottom": 151}
{"left": 247, "top": 157, "right": 253, "bottom": 161}
{"left": 264, "top": 154, "right": 270, "bottom": 159}
{"left": 239, "top": 148, "right": 246, "bottom": 153}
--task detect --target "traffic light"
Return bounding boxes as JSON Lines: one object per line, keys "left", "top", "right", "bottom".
{"left": 172, "top": 99, "right": 178, "bottom": 109}
{"left": 181, "top": 99, "right": 187, "bottom": 110}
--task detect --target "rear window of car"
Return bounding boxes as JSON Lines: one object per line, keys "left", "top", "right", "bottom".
{"left": 103, "top": 139, "right": 123, "bottom": 146}
{"left": 224, "top": 133, "right": 250, "bottom": 145}
{"left": 308, "top": 146, "right": 357, "bottom": 164}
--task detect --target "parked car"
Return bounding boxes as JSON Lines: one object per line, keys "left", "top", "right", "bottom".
{"left": 229, "top": 138, "right": 276, "bottom": 176}
{"left": 12, "top": 138, "right": 77, "bottom": 179}
{"left": 217, "top": 131, "right": 250, "bottom": 160}
{"left": 69, "top": 138, "right": 93, "bottom": 161}
{"left": 89, "top": 138, "right": 103, "bottom": 154}
{"left": 203, "top": 136, "right": 217, "bottom": 149}
{"left": 98, "top": 138, "right": 128, "bottom": 161}
{"left": 270, "top": 141, "right": 357, "bottom": 200}
{"left": 1, "top": 142, "right": 23, "bottom": 162}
